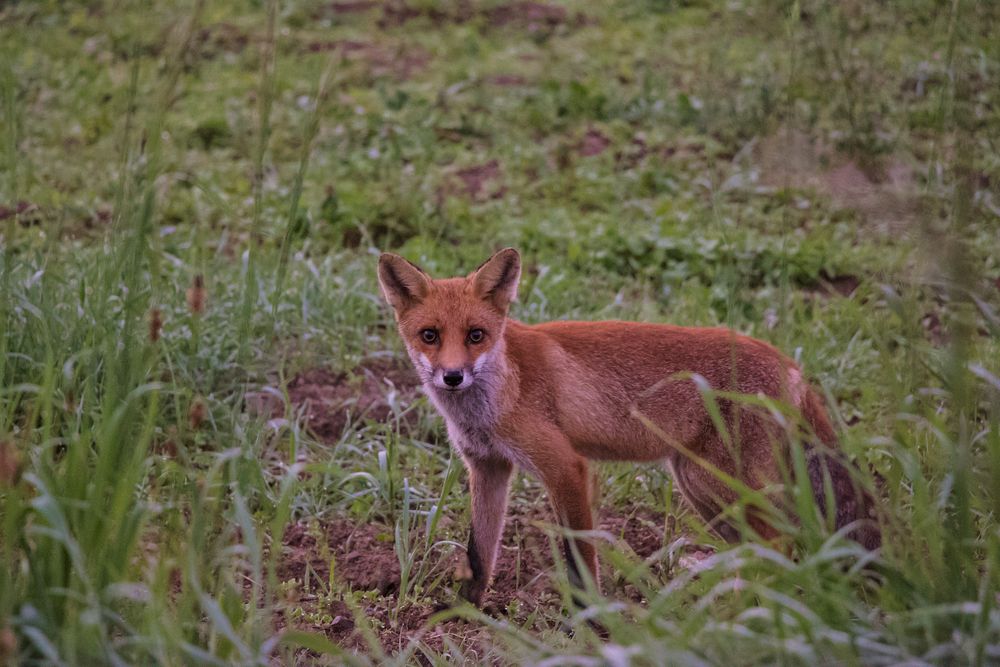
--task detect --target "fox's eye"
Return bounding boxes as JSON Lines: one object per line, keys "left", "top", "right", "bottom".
{"left": 467, "top": 328, "right": 485, "bottom": 344}
{"left": 420, "top": 329, "right": 438, "bottom": 344}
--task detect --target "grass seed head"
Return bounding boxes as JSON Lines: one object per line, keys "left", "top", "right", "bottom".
{"left": 0, "top": 625, "right": 16, "bottom": 663}
{"left": 156, "top": 438, "right": 178, "bottom": 459}
{"left": 186, "top": 274, "right": 206, "bottom": 315}
{"left": 0, "top": 441, "right": 21, "bottom": 487}
{"left": 188, "top": 397, "right": 207, "bottom": 430}
{"left": 149, "top": 308, "right": 163, "bottom": 343}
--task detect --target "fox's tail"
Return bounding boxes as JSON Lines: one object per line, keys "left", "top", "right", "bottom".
{"left": 800, "top": 389, "right": 881, "bottom": 551}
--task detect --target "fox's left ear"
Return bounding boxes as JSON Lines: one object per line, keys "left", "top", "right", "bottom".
{"left": 471, "top": 247, "right": 520, "bottom": 312}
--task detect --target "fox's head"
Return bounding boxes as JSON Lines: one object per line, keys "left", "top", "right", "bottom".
{"left": 377, "top": 248, "right": 520, "bottom": 393}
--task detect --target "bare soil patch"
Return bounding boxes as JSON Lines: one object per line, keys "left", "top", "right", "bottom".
{"left": 483, "top": 73, "right": 528, "bottom": 87}
{"left": 289, "top": 357, "right": 419, "bottom": 440}
{"left": 281, "top": 518, "right": 402, "bottom": 599}
{"left": 578, "top": 128, "right": 611, "bottom": 157}
{"left": 304, "top": 39, "right": 430, "bottom": 80}
{"left": 247, "top": 357, "right": 420, "bottom": 441}
{"left": 755, "top": 128, "right": 920, "bottom": 233}
{"left": 277, "top": 501, "right": 707, "bottom": 654}
{"left": 329, "top": 1, "right": 378, "bottom": 13}
{"left": 0, "top": 201, "right": 41, "bottom": 226}
{"left": 373, "top": 0, "right": 586, "bottom": 35}
{"left": 439, "top": 160, "right": 506, "bottom": 203}
{"left": 485, "top": 1, "right": 569, "bottom": 31}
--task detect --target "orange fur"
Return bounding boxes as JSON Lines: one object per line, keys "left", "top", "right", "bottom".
{"left": 377, "top": 248, "right": 880, "bottom": 606}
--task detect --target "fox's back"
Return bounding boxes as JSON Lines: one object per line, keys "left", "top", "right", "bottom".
{"left": 504, "top": 320, "right": 801, "bottom": 462}
{"left": 523, "top": 319, "right": 796, "bottom": 397}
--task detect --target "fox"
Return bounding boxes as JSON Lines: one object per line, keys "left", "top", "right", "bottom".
{"left": 377, "top": 247, "right": 880, "bottom": 606}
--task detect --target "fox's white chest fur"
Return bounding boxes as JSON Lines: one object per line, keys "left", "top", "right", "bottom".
{"left": 411, "top": 344, "right": 532, "bottom": 471}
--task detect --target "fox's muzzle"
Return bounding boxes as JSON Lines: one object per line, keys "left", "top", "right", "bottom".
{"left": 432, "top": 366, "right": 473, "bottom": 391}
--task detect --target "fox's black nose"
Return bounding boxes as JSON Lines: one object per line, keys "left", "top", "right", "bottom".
{"left": 443, "top": 370, "right": 464, "bottom": 387}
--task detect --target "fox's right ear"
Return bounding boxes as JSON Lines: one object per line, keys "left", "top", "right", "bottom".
{"left": 377, "top": 253, "right": 430, "bottom": 312}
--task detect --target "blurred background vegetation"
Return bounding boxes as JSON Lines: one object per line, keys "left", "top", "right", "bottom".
{"left": 1, "top": 0, "right": 999, "bottom": 664}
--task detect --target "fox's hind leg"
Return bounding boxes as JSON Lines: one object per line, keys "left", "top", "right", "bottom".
{"left": 538, "top": 453, "right": 600, "bottom": 598}
{"left": 666, "top": 456, "right": 741, "bottom": 542}
{"left": 461, "top": 455, "right": 514, "bottom": 607}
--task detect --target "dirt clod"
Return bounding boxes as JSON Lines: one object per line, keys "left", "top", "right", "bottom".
{"left": 484, "top": 74, "right": 528, "bottom": 87}
{"left": 304, "top": 39, "right": 430, "bottom": 80}
{"left": 486, "top": 2, "right": 567, "bottom": 30}
{"left": 329, "top": 1, "right": 377, "bottom": 13}
{"left": 439, "top": 160, "right": 506, "bottom": 202}
{"left": 278, "top": 357, "right": 420, "bottom": 441}
{"left": 578, "top": 128, "right": 611, "bottom": 157}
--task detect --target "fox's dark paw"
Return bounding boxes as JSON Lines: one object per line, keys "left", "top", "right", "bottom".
{"left": 431, "top": 600, "right": 454, "bottom": 614}
{"left": 480, "top": 600, "right": 503, "bottom": 617}
{"left": 459, "top": 579, "right": 486, "bottom": 608}
{"left": 560, "top": 616, "right": 610, "bottom": 640}
{"left": 431, "top": 587, "right": 502, "bottom": 620}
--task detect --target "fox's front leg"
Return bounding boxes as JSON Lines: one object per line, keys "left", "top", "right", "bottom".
{"left": 461, "top": 455, "right": 514, "bottom": 606}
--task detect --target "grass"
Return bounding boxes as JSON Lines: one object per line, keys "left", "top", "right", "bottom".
{"left": 1, "top": 0, "right": 999, "bottom": 664}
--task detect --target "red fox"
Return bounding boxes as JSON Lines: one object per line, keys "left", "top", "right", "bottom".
{"left": 377, "top": 248, "right": 880, "bottom": 606}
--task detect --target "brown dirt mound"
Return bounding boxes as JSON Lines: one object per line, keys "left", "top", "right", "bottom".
{"left": 438, "top": 160, "right": 506, "bottom": 203}
{"left": 247, "top": 357, "right": 420, "bottom": 442}
{"left": 578, "top": 128, "right": 611, "bottom": 157}
{"left": 303, "top": 39, "right": 430, "bottom": 80}
{"left": 290, "top": 357, "right": 419, "bottom": 440}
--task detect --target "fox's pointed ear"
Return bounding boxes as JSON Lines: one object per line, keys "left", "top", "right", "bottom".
{"left": 471, "top": 248, "right": 520, "bottom": 311}
{"left": 378, "top": 253, "right": 430, "bottom": 312}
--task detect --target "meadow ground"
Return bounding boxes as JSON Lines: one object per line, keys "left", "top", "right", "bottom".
{"left": 1, "top": 0, "right": 999, "bottom": 664}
